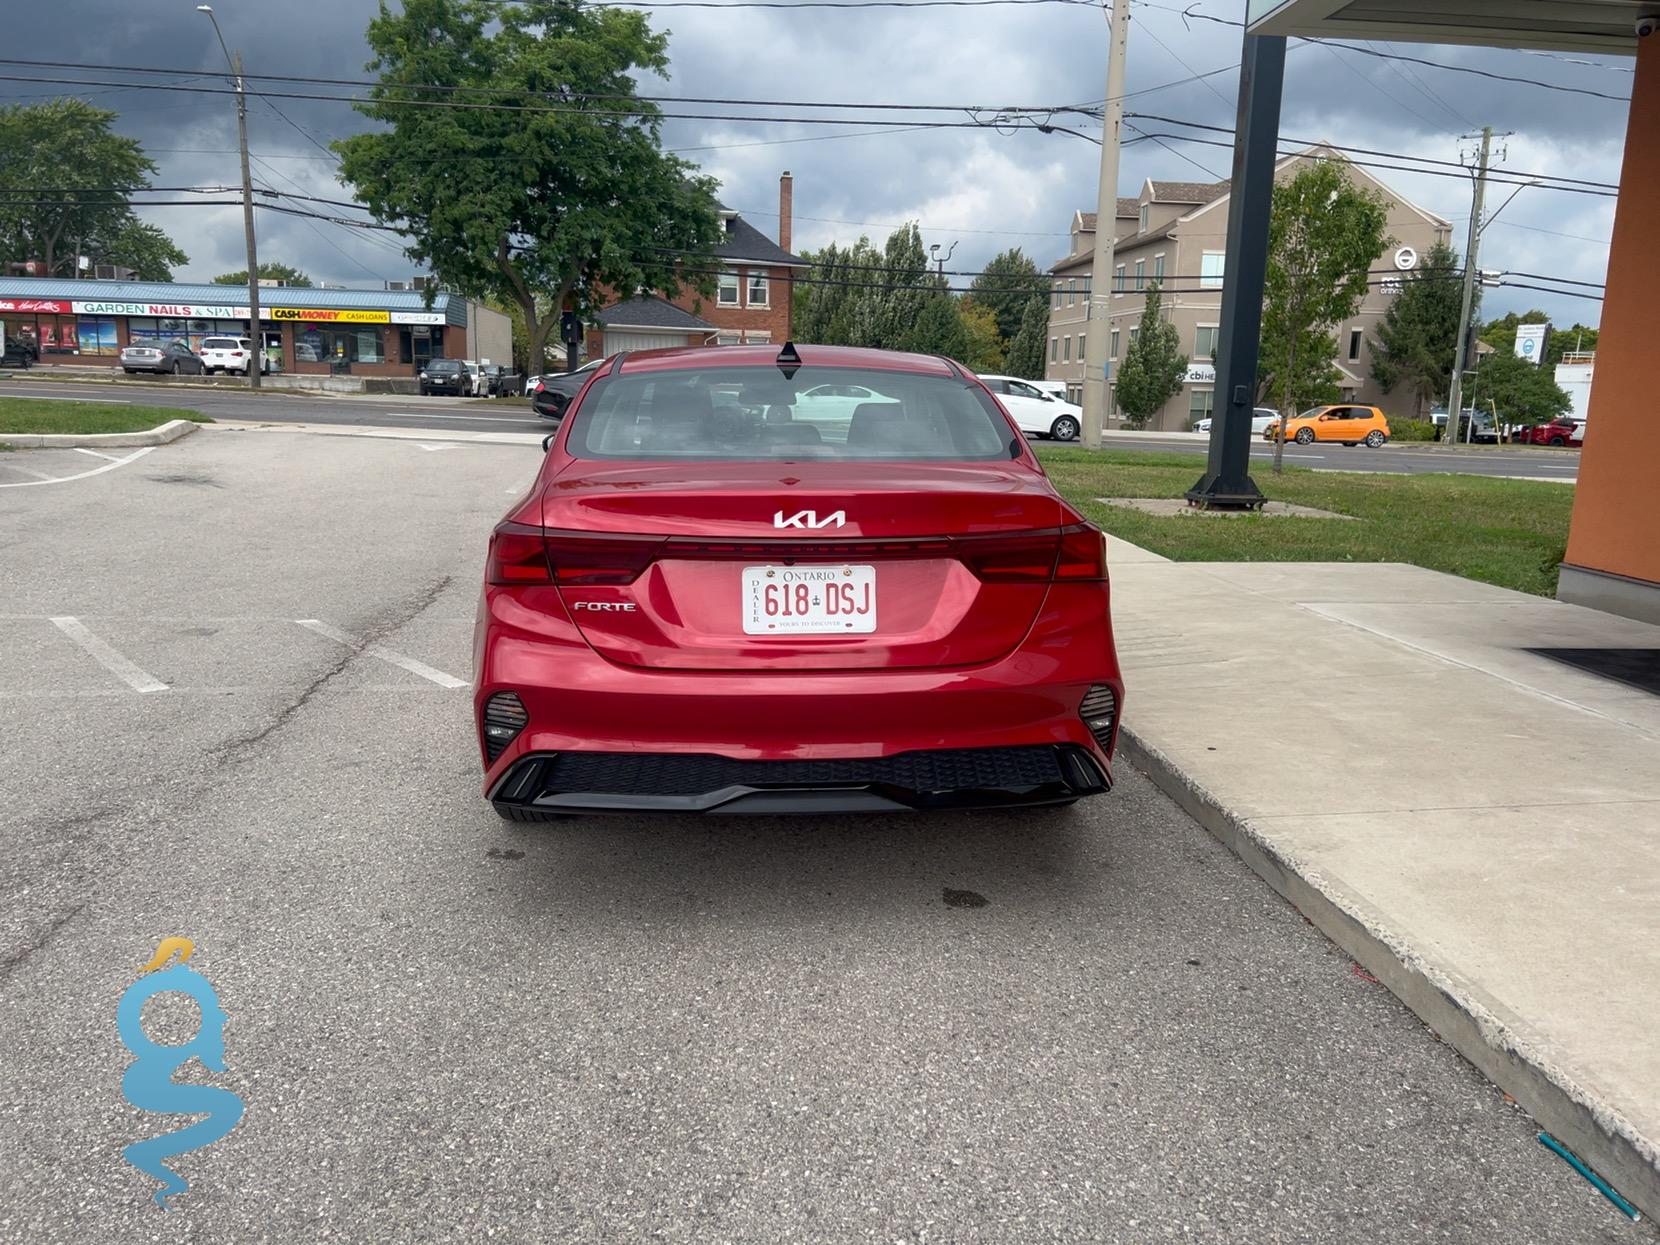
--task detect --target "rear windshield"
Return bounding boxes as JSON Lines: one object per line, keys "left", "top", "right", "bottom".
{"left": 203, "top": 338, "right": 244, "bottom": 349}
{"left": 568, "top": 365, "right": 1020, "bottom": 461}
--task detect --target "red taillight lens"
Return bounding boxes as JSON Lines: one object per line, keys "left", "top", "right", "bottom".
{"left": 544, "top": 530, "right": 665, "bottom": 585}
{"left": 486, "top": 522, "right": 552, "bottom": 584}
{"left": 1055, "top": 524, "right": 1108, "bottom": 580}
{"left": 954, "top": 530, "right": 1063, "bottom": 582}
{"left": 954, "top": 525, "right": 1106, "bottom": 583}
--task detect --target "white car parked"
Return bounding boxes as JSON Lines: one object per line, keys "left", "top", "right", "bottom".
{"left": 1192, "top": 407, "right": 1280, "bottom": 436}
{"left": 977, "top": 374, "right": 1083, "bottom": 441}
{"left": 790, "top": 381, "right": 901, "bottom": 438}
{"left": 198, "top": 336, "right": 264, "bottom": 375}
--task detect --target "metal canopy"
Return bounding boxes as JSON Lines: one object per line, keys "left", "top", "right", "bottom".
{"left": 1248, "top": 0, "right": 1646, "bottom": 53}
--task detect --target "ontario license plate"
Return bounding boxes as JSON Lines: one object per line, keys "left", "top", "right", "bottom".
{"left": 742, "top": 565, "right": 876, "bottom": 634}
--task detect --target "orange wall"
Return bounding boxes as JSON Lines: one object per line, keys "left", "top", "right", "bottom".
{"left": 1563, "top": 35, "right": 1660, "bottom": 586}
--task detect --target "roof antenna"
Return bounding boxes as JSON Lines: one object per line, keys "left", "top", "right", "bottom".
{"left": 776, "top": 340, "right": 802, "bottom": 380}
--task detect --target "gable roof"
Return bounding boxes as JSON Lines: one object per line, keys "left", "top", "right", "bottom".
{"left": 1146, "top": 179, "right": 1229, "bottom": 204}
{"left": 713, "top": 208, "right": 807, "bottom": 268}
{"left": 1076, "top": 199, "right": 1140, "bottom": 232}
{"left": 595, "top": 296, "right": 715, "bottom": 331}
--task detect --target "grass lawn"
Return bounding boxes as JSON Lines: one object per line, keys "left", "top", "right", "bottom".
{"left": 1036, "top": 446, "right": 1574, "bottom": 597}
{"left": 0, "top": 397, "right": 211, "bottom": 436}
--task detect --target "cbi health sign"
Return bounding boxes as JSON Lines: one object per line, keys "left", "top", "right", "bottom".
{"left": 269, "top": 307, "right": 390, "bottom": 324}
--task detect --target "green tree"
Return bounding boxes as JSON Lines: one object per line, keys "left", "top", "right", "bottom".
{"left": 958, "top": 299, "right": 1005, "bottom": 372}
{"left": 792, "top": 239, "right": 880, "bottom": 345}
{"left": 1477, "top": 308, "right": 1548, "bottom": 359}
{"left": 213, "top": 262, "right": 313, "bottom": 287}
{"left": 1004, "top": 298, "right": 1047, "bottom": 379}
{"left": 1113, "top": 281, "right": 1187, "bottom": 429}
{"left": 899, "top": 291, "right": 972, "bottom": 361}
{"left": 334, "top": 0, "right": 722, "bottom": 372}
{"left": 1371, "top": 240, "right": 1465, "bottom": 419}
{"left": 0, "top": 99, "right": 187, "bottom": 278}
{"left": 1547, "top": 323, "right": 1597, "bottom": 366}
{"left": 1259, "top": 159, "right": 1392, "bottom": 470}
{"left": 1467, "top": 347, "right": 1572, "bottom": 428}
{"left": 848, "top": 224, "right": 932, "bottom": 349}
{"left": 969, "top": 248, "right": 1049, "bottom": 343}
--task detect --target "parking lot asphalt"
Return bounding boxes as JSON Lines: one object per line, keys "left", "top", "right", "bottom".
{"left": 0, "top": 428, "right": 1637, "bottom": 1242}
{"left": 0, "top": 372, "right": 1581, "bottom": 480}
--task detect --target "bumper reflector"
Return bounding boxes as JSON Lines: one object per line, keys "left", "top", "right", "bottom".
{"left": 482, "top": 692, "right": 528, "bottom": 762}
{"left": 1080, "top": 685, "right": 1118, "bottom": 752}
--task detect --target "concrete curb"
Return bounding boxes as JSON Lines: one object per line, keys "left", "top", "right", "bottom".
{"left": 1117, "top": 724, "right": 1659, "bottom": 1223}
{"left": 4, "top": 419, "right": 201, "bottom": 449}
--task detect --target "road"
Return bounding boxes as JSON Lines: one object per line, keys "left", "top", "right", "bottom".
{"left": 0, "top": 373, "right": 1581, "bottom": 480}
{"left": 0, "top": 427, "right": 1631, "bottom": 1242}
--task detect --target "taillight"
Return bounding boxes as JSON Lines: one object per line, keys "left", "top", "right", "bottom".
{"left": 486, "top": 522, "right": 552, "bottom": 584}
{"left": 1055, "top": 524, "right": 1108, "bottom": 580}
{"left": 954, "top": 530, "right": 1063, "bottom": 582}
{"left": 544, "top": 530, "right": 664, "bottom": 585}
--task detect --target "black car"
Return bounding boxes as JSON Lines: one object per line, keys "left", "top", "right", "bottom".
{"left": 480, "top": 364, "right": 519, "bottom": 397}
{"left": 530, "top": 358, "right": 605, "bottom": 420}
{"left": 419, "top": 359, "right": 468, "bottom": 396}
{"left": 1, "top": 337, "right": 37, "bottom": 369}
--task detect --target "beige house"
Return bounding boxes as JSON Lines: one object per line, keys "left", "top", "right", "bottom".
{"left": 1045, "top": 146, "right": 1453, "bottom": 430}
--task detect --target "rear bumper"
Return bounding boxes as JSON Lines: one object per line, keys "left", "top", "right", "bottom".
{"left": 473, "top": 580, "right": 1124, "bottom": 808}
{"left": 490, "top": 744, "right": 1109, "bottom": 815}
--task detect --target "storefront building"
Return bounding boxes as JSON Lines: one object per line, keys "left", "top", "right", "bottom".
{"left": 0, "top": 278, "right": 509, "bottom": 377}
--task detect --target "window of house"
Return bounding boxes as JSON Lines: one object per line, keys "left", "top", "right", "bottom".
{"left": 1189, "top": 389, "right": 1215, "bottom": 424}
{"left": 1110, "top": 327, "right": 1119, "bottom": 359}
{"left": 1053, "top": 282, "right": 1063, "bottom": 308}
{"left": 747, "top": 272, "right": 768, "bottom": 307}
{"left": 744, "top": 330, "right": 771, "bottom": 344}
{"left": 717, "top": 271, "right": 739, "bottom": 305}
{"left": 1114, "top": 264, "right": 1126, "bottom": 294}
{"left": 1348, "top": 327, "right": 1362, "bottom": 361}
{"left": 1063, "top": 336, "right": 1072, "bottom": 363}
{"left": 1153, "top": 253, "right": 1165, "bottom": 282}
{"left": 1129, "top": 327, "right": 1139, "bottom": 349}
{"left": 1200, "top": 251, "right": 1226, "bottom": 288}
{"left": 716, "top": 331, "right": 741, "bottom": 346}
{"left": 1134, "top": 259, "right": 1146, "bottom": 291}
{"left": 1077, "top": 334, "right": 1085, "bottom": 361}
{"left": 1194, "top": 325, "right": 1219, "bottom": 359}
{"left": 1049, "top": 337, "right": 1058, "bottom": 363}
{"left": 1067, "top": 279, "right": 1077, "bottom": 305}
{"left": 1138, "top": 203, "right": 1150, "bottom": 232}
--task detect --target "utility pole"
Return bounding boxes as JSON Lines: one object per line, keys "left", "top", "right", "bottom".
{"left": 1080, "top": 0, "right": 1131, "bottom": 449}
{"left": 1445, "top": 126, "right": 1492, "bottom": 445}
{"left": 199, "top": 6, "right": 262, "bottom": 389}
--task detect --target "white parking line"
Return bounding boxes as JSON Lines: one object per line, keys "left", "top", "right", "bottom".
{"left": 74, "top": 447, "right": 127, "bottom": 462}
{"left": 49, "top": 616, "right": 169, "bottom": 693}
{"left": 294, "top": 619, "right": 469, "bottom": 688}
{"left": 0, "top": 446, "right": 154, "bottom": 488}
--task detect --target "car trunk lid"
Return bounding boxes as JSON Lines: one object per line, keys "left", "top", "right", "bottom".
{"left": 537, "top": 461, "right": 1079, "bottom": 671}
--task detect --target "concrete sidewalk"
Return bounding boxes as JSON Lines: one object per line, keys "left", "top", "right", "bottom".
{"left": 1107, "top": 540, "right": 1660, "bottom": 1222}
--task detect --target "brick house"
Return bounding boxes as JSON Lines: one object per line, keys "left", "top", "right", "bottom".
{"left": 588, "top": 172, "right": 806, "bottom": 355}
{"left": 1044, "top": 146, "right": 1453, "bottom": 430}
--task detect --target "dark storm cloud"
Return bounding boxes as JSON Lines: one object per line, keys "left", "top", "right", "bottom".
{"left": 4, "top": 0, "right": 1629, "bottom": 324}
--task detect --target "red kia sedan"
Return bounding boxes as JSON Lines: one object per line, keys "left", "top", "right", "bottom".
{"left": 472, "top": 343, "right": 1123, "bottom": 818}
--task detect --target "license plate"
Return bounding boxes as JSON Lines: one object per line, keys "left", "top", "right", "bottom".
{"left": 742, "top": 565, "right": 876, "bottom": 634}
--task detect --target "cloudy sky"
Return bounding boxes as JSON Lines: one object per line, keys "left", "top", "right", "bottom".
{"left": 5, "top": 0, "right": 1631, "bottom": 328}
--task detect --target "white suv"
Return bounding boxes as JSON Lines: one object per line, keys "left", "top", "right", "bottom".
{"left": 199, "top": 336, "right": 262, "bottom": 375}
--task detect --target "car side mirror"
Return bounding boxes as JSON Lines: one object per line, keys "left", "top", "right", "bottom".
{"left": 542, "top": 433, "right": 558, "bottom": 452}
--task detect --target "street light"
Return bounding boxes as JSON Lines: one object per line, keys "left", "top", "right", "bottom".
{"left": 197, "top": 4, "right": 262, "bottom": 388}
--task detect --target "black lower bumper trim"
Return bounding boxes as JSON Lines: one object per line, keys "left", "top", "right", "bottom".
{"left": 489, "top": 744, "right": 1110, "bottom": 815}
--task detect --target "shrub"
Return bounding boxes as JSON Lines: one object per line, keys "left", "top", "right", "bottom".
{"left": 1390, "top": 418, "right": 1438, "bottom": 442}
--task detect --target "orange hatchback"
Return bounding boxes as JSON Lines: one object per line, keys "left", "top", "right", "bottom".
{"left": 1263, "top": 404, "right": 1391, "bottom": 447}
